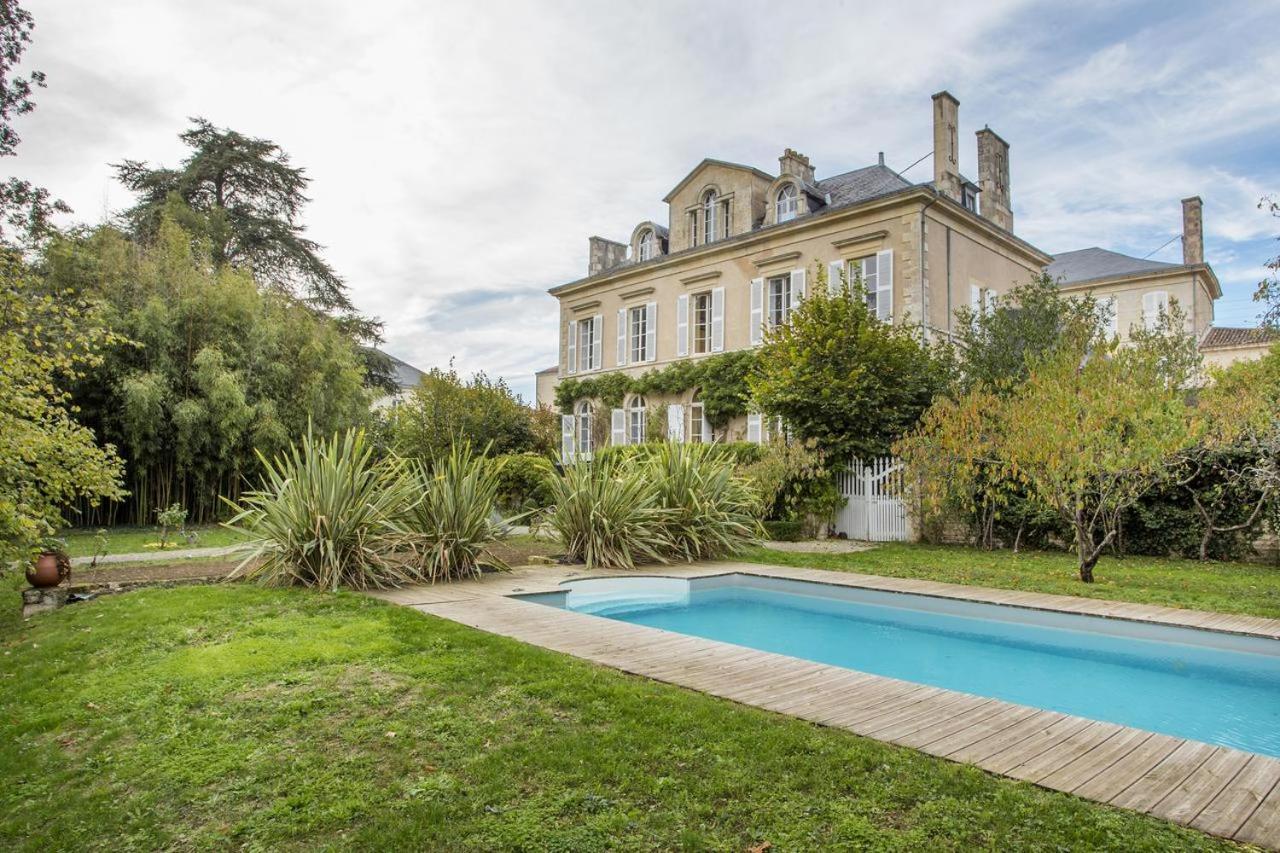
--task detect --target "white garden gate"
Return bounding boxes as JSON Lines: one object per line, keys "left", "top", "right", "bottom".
{"left": 834, "top": 456, "right": 909, "bottom": 542}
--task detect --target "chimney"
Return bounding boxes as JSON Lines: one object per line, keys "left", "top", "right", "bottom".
{"left": 778, "top": 148, "right": 815, "bottom": 185}
{"left": 976, "top": 126, "right": 1013, "bottom": 231}
{"left": 931, "top": 91, "right": 961, "bottom": 202}
{"left": 587, "top": 236, "right": 627, "bottom": 276}
{"left": 1182, "top": 196, "right": 1203, "bottom": 265}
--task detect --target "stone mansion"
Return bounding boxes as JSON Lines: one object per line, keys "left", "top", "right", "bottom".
{"left": 536, "top": 91, "right": 1267, "bottom": 457}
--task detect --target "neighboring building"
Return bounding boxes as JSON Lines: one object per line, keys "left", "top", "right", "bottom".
{"left": 539, "top": 90, "right": 1265, "bottom": 457}
{"left": 534, "top": 365, "right": 559, "bottom": 409}
{"left": 372, "top": 351, "right": 426, "bottom": 410}
{"left": 1199, "top": 326, "right": 1279, "bottom": 371}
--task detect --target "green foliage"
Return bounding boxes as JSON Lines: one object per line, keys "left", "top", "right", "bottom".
{"left": 154, "top": 503, "right": 187, "bottom": 548}
{"left": 41, "top": 220, "right": 372, "bottom": 524}
{"left": 492, "top": 452, "right": 557, "bottom": 514}
{"left": 396, "top": 443, "right": 509, "bottom": 582}
{"left": 225, "top": 429, "right": 415, "bottom": 590}
{"left": 1257, "top": 196, "right": 1279, "bottom": 329}
{"left": 554, "top": 350, "right": 758, "bottom": 427}
{"left": 762, "top": 519, "right": 804, "bottom": 541}
{"left": 540, "top": 458, "right": 673, "bottom": 570}
{"left": 737, "top": 438, "right": 835, "bottom": 526}
{"left": 750, "top": 266, "right": 951, "bottom": 460}
{"left": 0, "top": 254, "right": 125, "bottom": 563}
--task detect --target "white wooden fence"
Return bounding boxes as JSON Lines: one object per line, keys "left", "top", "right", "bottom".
{"left": 834, "top": 456, "right": 909, "bottom": 542}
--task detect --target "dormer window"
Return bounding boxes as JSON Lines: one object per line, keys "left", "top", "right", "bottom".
{"left": 702, "top": 190, "right": 719, "bottom": 244}
{"left": 776, "top": 183, "right": 799, "bottom": 223}
{"left": 637, "top": 228, "right": 655, "bottom": 262}
{"left": 962, "top": 185, "right": 979, "bottom": 212}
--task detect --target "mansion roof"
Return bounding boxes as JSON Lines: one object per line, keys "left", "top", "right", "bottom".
{"left": 1046, "top": 247, "right": 1181, "bottom": 286}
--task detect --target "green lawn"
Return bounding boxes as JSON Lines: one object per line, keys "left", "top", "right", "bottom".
{"left": 0, "top": 585, "right": 1237, "bottom": 850}
{"left": 57, "top": 524, "right": 252, "bottom": 557}
{"left": 742, "top": 543, "right": 1280, "bottom": 620}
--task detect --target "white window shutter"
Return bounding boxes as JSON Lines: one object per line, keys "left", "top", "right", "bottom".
{"left": 616, "top": 308, "right": 627, "bottom": 366}
{"left": 876, "top": 249, "right": 893, "bottom": 321}
{"left": 566, "top": 320, "right": 577, "bottom": 374}
{"left": 561, "top": 414, "right": 575, "bottom": 460}
{"left": 644, "top": 301, "right": 657, "bottom": 362}
{"left": 667, "top": 403, "right": 684, "bottom": 442}
{"left": 591, "top": 314, "right": 603, "bottom": 371}
{"left": 790, "top": 268, "right": 806, "bottom": 310}
{"left": 750, "top": 277, "right": 764, "bottom": 344}
{"left": 611, "top": 408, "right": 625, "bottom": 445}
{"left": 676, "top": 294, "right": 689, "bottom": 357}
{"left": 970, "top": 284, "right": 982, "bottom": 312}
{"left": 711, "top": 287, "right": 725, "bottom": 352}
{"left": 828, "top": 260, "right": 843, "bottom": 295}
{"left": 701, "top": 411, "right": 712, "bottom": 443}
{"left": 746, "top": 412, "right": 762, "bottom": 444}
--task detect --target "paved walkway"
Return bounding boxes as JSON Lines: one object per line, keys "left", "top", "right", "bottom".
{"left": 70, "top": 544, "right": 244, "bottom": 566}
{"left": 370, "top": 562, "right": 1280, "bottom": 848}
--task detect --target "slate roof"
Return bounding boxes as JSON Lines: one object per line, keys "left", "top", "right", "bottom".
{"left": 1046, "top": 247, "right": 1181, "bottom": 286}
{"left": 379, "top": 351, "right": 426, "bottom": 390}
{"left": 817, "top": 164, "right": 914, "bottom": 208}
{"left": 1200, "top": 326, "right": 1279, "bottom": 350}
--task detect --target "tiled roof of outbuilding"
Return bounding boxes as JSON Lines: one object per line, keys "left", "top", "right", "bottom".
{"left": 1200, "top": 326, "right": 1278, "bottom": 350}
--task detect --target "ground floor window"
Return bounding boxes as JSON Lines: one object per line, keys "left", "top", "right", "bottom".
{"left": 628, "top": 395, "right": 647, "bottom": 444}
{"left": 576, "top": 401, "right": 592, "bottom": 455}
{"left": 768, "top": 274, "right": 792, "bottom": 327}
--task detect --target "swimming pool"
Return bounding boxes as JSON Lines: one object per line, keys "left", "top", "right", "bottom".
{"left": 521, "top": 573, "right": 1280, "bottom": 757}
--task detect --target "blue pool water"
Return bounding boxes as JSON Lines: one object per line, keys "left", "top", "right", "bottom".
{"left": 522, "top": 574, "right": 1280, "bottom": 757}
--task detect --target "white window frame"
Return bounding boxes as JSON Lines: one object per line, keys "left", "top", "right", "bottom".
{"left": 1100, "top": 295, "right": 1119, "bottom": 338}
{"left": 767, "top": 274, "right": 792, "bottom": 328}
{"left": 702, "top": 190, "right": 718, "bottom": 244}
{"left": 1143, "top": 290, "right": 1169, "bottom": 331}
{"left": 691, "top": 290, "right": 712, "bottom": 354}
{"left": 628, "top": 305, "right": 647, "bottom": 363}
{"left": 689, "top": 394, "right": 711, "bottom": 444}
{"left": 776, "top": 183, "right": 799, "bottom": 223}
{"left": 577, "top": 316, "right": 599, "bottom": 372}
{"left": 628, "top": 395, "right": 647, "bottom": 445}
{"left": 638, "top": 229, "right": 654, "bottom": 262}
{"left": 575, "top": 401, "right": 593, "bottom": 456}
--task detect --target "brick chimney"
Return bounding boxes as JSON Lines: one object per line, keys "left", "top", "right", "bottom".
{"left": 976, "top": 126, "right": 1013, "bottom": 231}
{"left": 778, "top": 148, "right": 815, "bottom": 185}
{"left": 588, "top": 236, "right": 627, "bottom": 276}
{"left": 1182, "top": 196, "right": 1203, "bottom": 265}
{"left": 931, "top": 91, "right": 962, "bottom": 203}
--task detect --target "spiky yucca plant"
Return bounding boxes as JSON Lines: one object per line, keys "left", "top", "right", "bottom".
{"left": 225, "top": 429, "right": 418, "bottom": 590}
{"left": 397, "top": 443, "right": 509, "bottom": 582}
{"left": 641, "top": 442, "right": 763, "bottom": 561}
{"left": 542, "top": 457, "right": 674, "bottom": 570}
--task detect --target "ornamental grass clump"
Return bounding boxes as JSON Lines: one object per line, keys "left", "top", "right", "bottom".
{"left": 397, "top": 443, "right": 510, "bottom": 582}
{"left": 225, "top": 429, "right": 418, "bottom": 590}
{"left": 641, "top": 442, "right": 762, "bottom": 561}
{"left": 542, "top": 458, "right": 673, "bottom": 570}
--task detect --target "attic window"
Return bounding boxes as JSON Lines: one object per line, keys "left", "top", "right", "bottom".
{"left": 637, "top": 228, "right": 655, "bottom": 261}
{"left": 702, "top": 190, "right": 720, "bottom": 243}
{"left": 962, "top": 185, "right": 979, "bottom": 213}
{"left": 776, "top": 184, "right": 799, "bottom": 223}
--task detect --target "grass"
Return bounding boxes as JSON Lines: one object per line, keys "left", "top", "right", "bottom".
{"left": 57, "top": 524, "right": 252, "bottom": 558}
{"left": 0, "top": 584, "right": 1240, "bottom": 850}
{"left": 742, "top": 543, "right": 1280, "bottom": 619}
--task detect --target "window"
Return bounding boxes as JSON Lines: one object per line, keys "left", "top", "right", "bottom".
{"left": 577, "top": 317, "right": 598, "bottom": 371}
{"left": 962, "top": 185, "right": 978, "bottom": 212}
{"left": 851, "top": 255, "right": 883, "bottom": 315}
{"left": 637, "top": 229, "right": 654, "bottom": 262}
{"left": 776, "top": 184, "right": 799, "bottom": 223}
{"left": 969, "top": 283, "right": 996, "bottom": 315}
{"left": 629, "top": 305, "right": 648, "bottom": 363}
{"left": 689, "top": 391, "right": 709, "bottom": 444}
{"left": 1100, "top": 295, "right": 1119, "bottom": 338}
{"left": 702, "top": 190, "right": 719, "bottom": 244}
{"left": 691, "top": 291, "right": 712, "bottom": 354}
{"left": 628, "top": 396, "right": 647, "bottom": 444}
{"left": 1143, "top": 291, "right": 1169, "bottom": 331}
{"left": 768, "top": 274, "right": 792, "bottom": 327}
{"left": 576, "top": 401, "right": 593, "bottom": 455}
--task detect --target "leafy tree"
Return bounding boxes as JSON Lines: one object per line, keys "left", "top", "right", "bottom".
{"left": 387, "top": 364, "right": 546, "bottom": 461}
{"left": 749, "top": 265, "right": 952, "bottom": 460}
{"left": 0, "top": 255, "right": 124, "bottom": 561}
{"left": 41, "top": 218, "right": 372, "bottom": 523}
{"left": 1257, "top": 196, "right": 1279, "bottom": 329}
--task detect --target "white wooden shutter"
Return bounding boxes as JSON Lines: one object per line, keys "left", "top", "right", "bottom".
{"left": 746, "top": 412, "right": 762, "bottom": 443}
{"left": 561, "top": 414, "right": 575, "bottom": 460}
{"left": 790, "top": 268, "right": 806, "bottom": 311}
{"left": 667, "top": 404, "right": 684, "bottom": 442}
{"left": 616, "top": 308, "right": 627, "bottom": 366}
{"left": 611, "top": 408, "right": 625, "bottom": 445}
{"left": 644, "top": 301, "right": 657, "bottom": 362}
{"left": 676, "top": 294, "right": 689, "bottom": 357}
{"left": 828, "top": 260, "right": 843, "bottom": 295}
{"left": 750, "top": 277, "right": 764, "bottom": 344}
{"left": 876, "top": 249, "right": 893, "bottom": 321}
{"left": 1143, "top": 291, "right": 1168, "bottom": 330}
{"left": 1101, "top": 296, "right": 1118, "bottom": 337}
{"left": 970, "top": 284, "right": 982, "bottom": 312}
{"left": 566, "top": 320, "right": 577, "bottom": 374}
{"left": 701, "top": 411, "right": 712, "bottom": 442}
{"left": 711, "top": 287, "right": 725, "bottom": 352}
{"left": 591, "top": 314, "right": 603, "bottom": 370}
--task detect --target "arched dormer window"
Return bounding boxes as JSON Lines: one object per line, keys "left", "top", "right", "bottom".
{"left": 776, "top": 183, "right": 799, "bottom": 223}
{"left": 627, "top": 395, "right": 647, "bottom": 445}
{"left": 637, "top": 228, "right": 655, "bottom": 262}
{"left": 576, "top": 400, "right": 593, "bottom": 455}
{"left": 702, "top": 190, "right": 719, "bottom": 244}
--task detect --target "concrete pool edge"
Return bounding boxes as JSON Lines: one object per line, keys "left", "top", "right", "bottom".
{"left": 367, "top": 561, "right": 1280, "bottom": 847}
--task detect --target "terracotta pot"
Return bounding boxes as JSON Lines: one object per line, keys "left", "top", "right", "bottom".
{"left": 26, "top": 552, "right": 64, "bottom": 588}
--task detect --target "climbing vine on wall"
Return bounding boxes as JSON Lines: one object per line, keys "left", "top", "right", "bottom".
{"left": 554, "top": 350, "right": 758, "bottom": 427}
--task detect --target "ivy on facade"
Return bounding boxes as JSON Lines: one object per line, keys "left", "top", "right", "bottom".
{"left": 554, "top": 350, "right": 758, "bottom": 428}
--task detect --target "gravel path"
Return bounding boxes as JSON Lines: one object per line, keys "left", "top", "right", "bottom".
{"left": 70, "top": 544, "right": 247, "bottom": 567}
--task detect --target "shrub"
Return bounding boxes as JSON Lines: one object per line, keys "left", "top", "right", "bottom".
{"left": 155, "top": 504, "right": 187, "bottom": 547}
{"left": 397, "top": 443, "right": 509, "bottom": 582}
{"left": 762, "top": 519, "right": 804, "bottom": 541}
{"left": 225, "top": 429, "right": 417, "bottom": 590}
{"left": 640, "top": 442, "right": 762, "bottom": 560}
{"left": 493, "top": 452, "right": 557, "bottom": 514}
{"left": 541, "top": 458, "right": 673, "bottom": 570}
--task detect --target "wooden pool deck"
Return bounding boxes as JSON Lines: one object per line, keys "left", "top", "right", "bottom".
{"left": 368, "top": 561, "right": 1280, "bottom": 848}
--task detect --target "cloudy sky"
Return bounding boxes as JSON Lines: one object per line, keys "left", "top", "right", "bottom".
{"left": 16, "top": 0, "right": 1280, "bottom": 402}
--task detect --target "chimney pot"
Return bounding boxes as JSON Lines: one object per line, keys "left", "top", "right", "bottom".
{"left": 878, "top": 151, "right": 885, "bottom": 167}
{"left": 1181, "top": 196, "right": 1203, "bottom": 265}
{"left": 587, "top": 236, "right": 627, "bottom": 277}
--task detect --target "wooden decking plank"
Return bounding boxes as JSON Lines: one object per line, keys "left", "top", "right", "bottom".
{"left": 913, "top": 704, "right": 1041, "bottom": 756}
{"left": 1235, "top": 776, "right": 1280, "bottom": 847}
{"left": 1192, "top": 754, "right": 1280, "bottom": 839}
{"left": 968, "top": 715, "right": 1093, "bottom": 773}
{"left": 868, "top": 694, "right": 994, "bottom": 742}
{"left": 944, "top": 710, "right": 1067, "bottom": 763}
{"left": 1147, "top": 747, "right": 1253, "bottom": 825}
{"left": 1071, "top": 733, "right": 1183, "bottom": 801}
{"left": 805, "top": 681, "right": 935, "bottom": 727}
{"left": 1110, "top": 740, "right": 1220, "bottom": 812}
{"left": 894, "top": 699, "right": 1017, "bottom": 750}
{"left": 1033, "top": 726, "right": 1153, "bottom": 789}
{"left": 996, "top": 720, "right": 1120, "bottom": 780}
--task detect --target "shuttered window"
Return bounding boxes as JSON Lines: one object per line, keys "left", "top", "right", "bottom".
{"left": 692, "top": 291, "right": 712, "bottom": 353}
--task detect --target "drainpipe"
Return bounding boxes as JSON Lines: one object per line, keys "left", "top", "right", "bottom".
{"left": 919, "top": 194, "right": 939, "bottom": 337}
{"left": 945, "top": 226, "right": 953, "bottom": 338}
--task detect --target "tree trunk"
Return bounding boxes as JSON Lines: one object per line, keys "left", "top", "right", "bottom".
{"left": 1012, "top": 522, "right": 1025, "bottom": 555}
